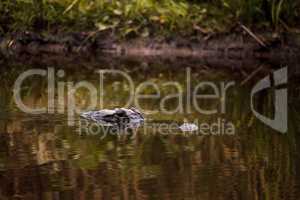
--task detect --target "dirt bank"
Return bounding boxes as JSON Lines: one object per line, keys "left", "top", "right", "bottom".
{"left": 0, "top": 31, "right": 299, "bottom": 63}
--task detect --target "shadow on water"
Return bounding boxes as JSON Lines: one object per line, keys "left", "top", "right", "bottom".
{"left": 0, "top": 57, "right": 299, "bottom": 199}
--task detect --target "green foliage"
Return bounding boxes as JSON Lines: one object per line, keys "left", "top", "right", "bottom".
{"left": 0, "top": 0, "right": 299, "bottom": 35}
{"left": 271, "top": 0, "right": 284, "bottom": 28}
{"left": 222, "top": 0, "right": 299, "bottom": 28}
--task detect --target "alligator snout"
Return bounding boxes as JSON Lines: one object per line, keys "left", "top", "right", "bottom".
{"left": 80, "top": 107, "right": 144, "bottom": 127}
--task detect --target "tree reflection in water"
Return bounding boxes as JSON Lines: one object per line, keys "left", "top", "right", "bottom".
{"left": 0, "top": 61, "right": 299, "bottom": 200}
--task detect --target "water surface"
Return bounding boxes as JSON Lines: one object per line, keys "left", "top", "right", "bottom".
{"left": 0, "top": 59, "right": 299, "bottom": 200}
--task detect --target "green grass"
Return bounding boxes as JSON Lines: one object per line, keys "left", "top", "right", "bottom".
{"left": 0, "top": 0, "right": 299, "bottom": 37}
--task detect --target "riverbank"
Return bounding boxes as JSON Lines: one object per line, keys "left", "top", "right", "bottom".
{"left": 0, "top": 29, "right": 299, "bottom": 62}
{"left": 1, "top": 0, "right": 299, "bottom": 61}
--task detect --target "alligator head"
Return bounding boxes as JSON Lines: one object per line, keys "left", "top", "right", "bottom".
{"left": 80, "top": 107, "right": 144, "bottom": 127}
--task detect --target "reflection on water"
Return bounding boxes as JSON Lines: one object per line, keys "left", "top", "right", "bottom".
{"left": 0, "top": 60, "right": 299, "bottom": 200}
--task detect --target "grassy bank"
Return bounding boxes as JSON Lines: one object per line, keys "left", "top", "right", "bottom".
{"left": 0, "top": 0, "right": 299, "bottom": 38}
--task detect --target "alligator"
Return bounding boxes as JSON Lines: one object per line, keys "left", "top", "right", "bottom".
{"left": 80, "top": 107, "right": 144, "bottom": 127}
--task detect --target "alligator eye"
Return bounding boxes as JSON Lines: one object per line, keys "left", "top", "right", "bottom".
{"left": 115, "top": 110, "right": 126, "bottom": 117}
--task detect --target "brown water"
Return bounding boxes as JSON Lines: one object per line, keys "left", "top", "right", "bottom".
{"left": 0, "top": 59, "right": 299, "bottom": 200}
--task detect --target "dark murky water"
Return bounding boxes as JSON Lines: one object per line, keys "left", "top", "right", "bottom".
{"left": 0, "top": 59, "right": 299, "bottom": 200}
